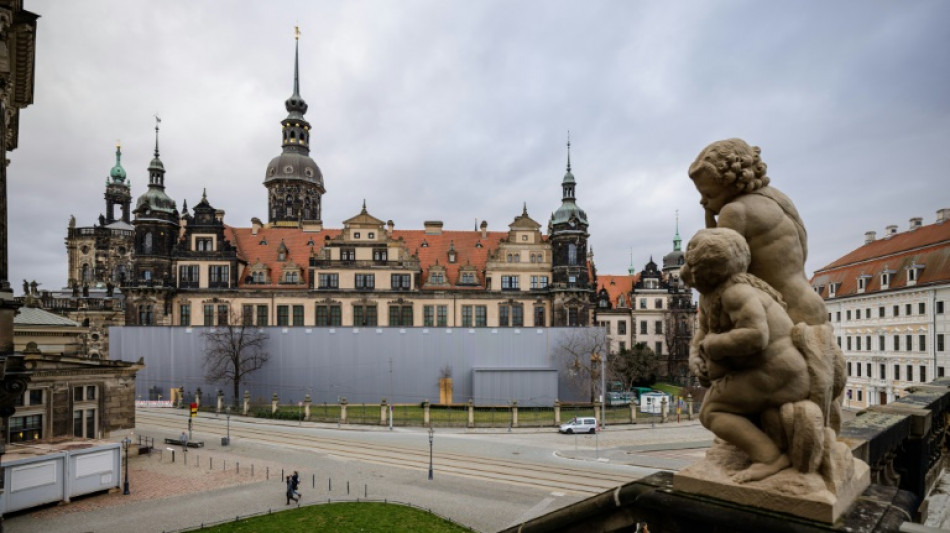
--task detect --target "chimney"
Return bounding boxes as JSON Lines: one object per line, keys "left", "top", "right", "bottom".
{"left": 937, "top": 208, "right": 950, "bottom": 224}
{"left": 251, "top": 217, "right": 263, "bottom": 236}
{"left": 864, "top": 231, "right": 876, "bottom": 245}
{"left": 386, "top": 219, "right": 394, "bottom": 237}
{"left": 909, "top": 217, "right": 922, "bottom": 230}
{"left": 423, "top": 220, "right": 443, "bottom": 235}
{"left": 480, "top": 220, "right": 488, "bottom": 239}
{"left": 884, "top": 225, "right": 898, "bottom": 238}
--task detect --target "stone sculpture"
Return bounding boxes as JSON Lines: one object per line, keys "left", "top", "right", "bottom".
{"left": 674, "top": 139, "right": 868, "bottom": 522}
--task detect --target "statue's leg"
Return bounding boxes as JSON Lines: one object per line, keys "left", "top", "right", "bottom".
{"left": 704, "top": 408, "right": 790, "bottom": 482}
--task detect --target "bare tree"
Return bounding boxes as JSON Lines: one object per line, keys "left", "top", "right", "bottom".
{"left": 664, "top": 289, "right": 696, "bottom": 385}
{"left": 609, "top": 342, "right": 658, "bottom": 390}
{"left": 202, "top": 317, "right": 270, "bottom": 403}
{"left": 556, "top": 327, "right": 608, "bottom": 403}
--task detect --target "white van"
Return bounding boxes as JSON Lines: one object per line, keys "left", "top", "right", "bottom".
{"left": 558, "top": 417, "right": 598, "bottom": 434}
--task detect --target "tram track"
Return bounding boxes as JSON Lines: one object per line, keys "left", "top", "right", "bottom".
{"left": 136, "top": 410, "right": 641, "bottom": 495}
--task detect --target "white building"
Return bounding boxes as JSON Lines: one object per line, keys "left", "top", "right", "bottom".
{"left": 811, "top": 209, "right": 950, "bottom": 408}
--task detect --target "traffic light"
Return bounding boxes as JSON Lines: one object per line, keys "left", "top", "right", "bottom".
{"left": 190, "top": 402, "right": 198, "bottom": 418}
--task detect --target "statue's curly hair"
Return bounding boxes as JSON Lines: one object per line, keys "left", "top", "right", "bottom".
{"left": 694, "top": 138, "right": 770, "bottom": 192}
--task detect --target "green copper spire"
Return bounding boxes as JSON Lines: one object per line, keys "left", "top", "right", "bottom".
{"left": 673, "top": 210, "right": 682, "bottom": 252}
{"left": 109, "top": 141, "right": 127, "bottom": 183}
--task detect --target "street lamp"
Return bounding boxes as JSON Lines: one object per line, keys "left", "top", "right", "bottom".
{"left": 427, "top": 426, "right": 434, "bottom": 480}
{"left": 122, "top": 434, "right": 132, "bottom": 495}
{"left": 223, "top": 405, "right": 231, "bottom": 446}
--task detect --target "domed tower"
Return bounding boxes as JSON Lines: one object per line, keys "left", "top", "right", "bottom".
{"left": 548, "top": 135, "right": 593, "bottom": 326}
{"left": 105, "top": 142, "right": 131, "bottom": 224}
{"left": 130, "top": 118, "right": 179, "bottom": 288}
{"left": 264, "top": 28, "right": 325, "bottom": 228}
{"left": 662, "top": 211, "right": 686, "bottom": 288}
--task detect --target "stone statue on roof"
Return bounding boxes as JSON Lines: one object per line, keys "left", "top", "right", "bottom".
{"left": 674, "top": 139, "right": 867, "bottom": 523}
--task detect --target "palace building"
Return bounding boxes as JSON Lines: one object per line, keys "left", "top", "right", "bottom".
{"left": 810, "top": 210, "right": 950, "bottom": 407}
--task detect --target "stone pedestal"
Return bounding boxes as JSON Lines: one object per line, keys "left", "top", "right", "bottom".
{"left": 674, "top": 441, "right": 871, "bottom": 523}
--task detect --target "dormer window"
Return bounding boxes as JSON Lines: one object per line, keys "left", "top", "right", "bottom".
{"left": 373, "top": 248, "right": 387, "bottom": 262}
{"left": 829, "top": 282, "right": 839, "bottom": 298}
{"left": 354, "top": 232, "right": 361, "bottom": 239}
{"left": 340, "top": 248, "right": 355, "bottom": 261}
{"left": 907, "top": 263, "right": 924, "bottom": 286}
{"left": 421, "top": 240, "right": 428, "bottom": 248}
{"left": 278, "top": 250, "right": 287, "bottom": 261}
{"left": 195, "top": 237, "right": 213, "bottom": 252}
{"left": 857, "top": 274, "right": 872, "bottom": 293}
{"left": 475, "top": 241, "right": 483, "bottom": 248}
{"left": 448, "top": 250, "right": 457, "bottom": 263}
{"left": 368, "top": 232, "right": 375, "bottom": 239}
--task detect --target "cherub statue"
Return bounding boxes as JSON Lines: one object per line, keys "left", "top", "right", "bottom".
{"left": 683, "top": 228, "right": 814, "bottom": 482}
{"left": 688, "top": 139, "right": 845, "bottom": 430}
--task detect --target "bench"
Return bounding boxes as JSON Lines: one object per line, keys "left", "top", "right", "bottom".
{"left": 163, "top": 438, "right": 205, "bottom": 448}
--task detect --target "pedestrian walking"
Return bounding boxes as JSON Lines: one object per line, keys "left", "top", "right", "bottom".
{"left": 291, "top": 470, "right": 301, "bottom": 500}
{"left": 286, "top": 476, "right": 298, "bottom": 505}
{"left": 179, "top": 431, "right": 188, "bottom": 454}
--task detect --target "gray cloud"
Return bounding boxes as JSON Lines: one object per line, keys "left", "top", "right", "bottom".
{"left": 9, "top": 0, "right": 949, "bottom": 291}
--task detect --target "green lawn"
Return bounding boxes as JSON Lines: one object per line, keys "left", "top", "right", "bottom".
{"left": 198, "top": 502, "right": 474, "bottom": 533}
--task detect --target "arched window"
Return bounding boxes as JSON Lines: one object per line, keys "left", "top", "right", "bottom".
{"left": 139, "top": 304, "right": 154, "bottom": 325}
{"left": 506, "top": 254, "right": 512, "bottom": 263}
{"left": 143, "top": 232, "right": 153, "bottom": 254}
{"left": 81, "top": 264, "right": 91, "bottom": 282}
{"left": 568, "top": 243, "right": 577, "bottom": 266}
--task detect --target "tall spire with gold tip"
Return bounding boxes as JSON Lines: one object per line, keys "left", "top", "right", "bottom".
{"left": 105, "top": 141, "right": 132, "bottom": 224}
{"left": 265, "top": 26, "right": 325, "bottom": 226}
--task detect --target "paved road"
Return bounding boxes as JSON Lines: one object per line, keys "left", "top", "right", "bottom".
{"left": 5, "top": 409, "right": 713, "bottom": 533}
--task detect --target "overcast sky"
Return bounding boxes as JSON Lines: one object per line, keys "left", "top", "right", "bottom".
{"left": 8, "top": 0, "right": 950, "bottom": 292}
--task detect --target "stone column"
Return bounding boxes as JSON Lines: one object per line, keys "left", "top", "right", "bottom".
{"left": 686, "top": 393, "right": 694, "bottom": 421}
{"left": 243, "top": 390, "right": 250, "bottom": 416}
{"left": 511, "top": 401, "right": 519, "bottom": 428}
{"left": 661, "top": 396, "right": 669, "bottom": 423}
{"left": 340, "top": 397, "right": 348, "bottom": 424}
{"left": 216, "top": 390, "right": 223, "bottom": 414}
{"left": 554, "top": 400, "right": 561, "bottom": 426}
{"left": 630, "top": 400, "right": 637, "bottom": 423}
{"left": 380, "top": 398, "right": 388, "bottom": 426}
{"left": 271, "top": 393, "right": 279, "bottom": 414}
{"left": 467, "top": 398, "right": 474, "bottom": 428}
{"left": 423, "top": 400, "right": 430, "bottom": 427}
{"left": 304, "top": 394, "right": 311, "bottom": 420}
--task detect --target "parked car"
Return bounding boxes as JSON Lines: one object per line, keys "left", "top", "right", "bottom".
{"left": 558, "top": 417, "right": 598, "bottom": 434}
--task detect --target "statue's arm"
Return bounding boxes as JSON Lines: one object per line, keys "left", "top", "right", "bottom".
{"left": 716, "top": 201, "right": 749, "bottom": 237}
{"left": 703, "top": 286, "right": 769, "bottom": 361}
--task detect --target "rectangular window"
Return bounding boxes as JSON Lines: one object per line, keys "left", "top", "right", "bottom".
{"left": 217, "top": 304, "right": 229, "bottom": 325}
{"left": 846, "top": 310, "right": 851, "bottom": 320}
{"left": 655, "top": 298, "right": 663, "bottom": 309}
{"left": 879, "top": 307, "right": 884, "bottom": 318}
{"left": 655, "top": 321, "right": 663, "bottom": 334}
{"left": 11, "top": 414, "right": 43, "bottom": 442}
{"left": 373, "top": 248, "right": 388, "bottom": 262}
{"left": 879, "top": 335, "right": 885, "bottom": 351}
{"left": 340, "top": 248, "right": 355, "bottom": 261}
{"left": 655, "top": 342, "right": 663, "bottom": 356}
{"left": 619, "top": 341, "right": 626, "bottom": 352}
{"left": 209, "top": 265, "right": 230, "bottom": 288}
{"left": 940, "top": 367, "right": 946, "bottom": 378}
{"left": 203, "top": 304, "right": 214, "bottom": 326}
{"left": 293, "top": 305, "right": 304, "bottom": 326}
{"left": 856, "top": 363, "right": 861, "bottom": 377}
{"left": 938, "top": 334, "right": 945, "bottom": 352}
{"left": 880, "top": 364, "right": 886, "bottom": 379}
{"left": 919, "top": 334, "right": 927, "bottom": 352}
{"left": 640, "top": 321, "right": 648, "bottom": 335}
{"left": 353, "top": 305, "right": 378, "bottom": 327}
{"left": 355, "top": 274, "right": 375, "bottom": 289}
{"left": 847, "top": 337, "right": 852, "bottom": 350}
{"left": 894, "top": 364, "right": 900, "bottom": 381}
{"left": 938, "top": 301, "right": 945, "bottom": 314}
{"left": 437, "top": 305, "right": 448, "bottom": 327}
{"left": 195, "top": 237, "right": 213, "bottom": 251}
{"left": 277, "top": 305, "right": 289, "bottom": 326}
{"left": 907, "top": 365, "right": 913, "bottom": 382}
{"left": 315, "top": 305, "right": 342, "bottom": 326}
{"left": 501, "top": 275, "right": 520, "bottom": 290}
{"left": 618, "top": 321, "right": 627, "bottom": 335}
{"left": 906, "top": 335, "right": 913, "bottom": 352}
{"left": 836, "top": 311, "right": 841, "bottom": 322}
{"left": 423, "top": 305, "right": 434, "bottom": 327}
{"left": 856, "top": 337, "right": 861, "bottom": 351}
{"left": 242, "top": 305, "right": 253, "bottom": 325}
{"left": 462, "top": 306, "right": 473, "bottom": 327}
{"left": 856, "top": 309, "right": 861, "bottom": 320}
{"left": 906, "top": 303, "right": 912, "bottom": 316}
{"left": 919, "top": 302, "right": 926, "bottom": 315}
{"left": 894, "top": 305, "right": 899, "bottom": 317}
{"left": 319, "top": 273, "right": 339, "bottom": 289}
{"left": 388, "top": 306, "right": 413, "bottom": 326}
{"left": 567, "top": 307, "right": 579, "bottom": 326}
{"left": 847, "top": 362, "right": 852, "bottom": 376}
{"left": 640, "top": 299, "right": 646, "bottom": 309}
{"left": 894, "top": 335, "right": 900, "bottom": 351}
{"left": 858, "top": 390, "right": 863, "bottom": 402}
{"left": 475, "top": 306, "right": 487, "bottom": 327}
{"left": 499, "top": 305, "right": 509, "bottom": 327}
{"left": 866, "top": 363, "right": 871, "bottom": 378}
{"left": 920, "top": 366, "right": 927, "bottom": 383}
{"left": 865, "top": 336, "right": 871, "bottom": 351}
{"left": 180, "top": 304, "right": 191, "bottom": 326}
{"left": 512, "top": 305, "right": 523, "bottom": 327}
{"left": 257, "top": 305, "right": 268, "bottom": 326}
{"left": 534, "top": 306, "right": 545, "bottom": 327}
{"left": 391, "top": 274, "right": 411, "bottom": 290}
{"left": 179, "top": 265, "right": 199, "bottom": 287}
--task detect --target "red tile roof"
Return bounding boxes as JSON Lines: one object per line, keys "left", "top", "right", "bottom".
{"left": 226, "top": 225, "right": 534, "bottom": 290}
{"left": 810, "top": 220, "right": 950, "bottom": 298}
{"left": 596, "top": 274, "right": 639, "bottom": 307}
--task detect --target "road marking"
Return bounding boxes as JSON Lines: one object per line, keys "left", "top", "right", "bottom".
{"left": 510, "top": 496, "right": 555, "bottom": 527}
{"left": 550, "top": 491, "right": 565, "bottom": 497}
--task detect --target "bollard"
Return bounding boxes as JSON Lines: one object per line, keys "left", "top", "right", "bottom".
{"left": 365, "top": 484, "right": 367, "bottom": 498}
{"left": 347, "top": 481, "right": 350, "bottom": 495}
{"left": 252, "top": 464, "right": 254, "bottom": 477}
{"left": 266, "top": 466, "right": 269, "bottom": 480}
{"left": 237, "top": 462, "right": 240, "bottom": 474}
{"left": 312, "top": 474, "right": 315, "bottom": 488}
{"left": 329, "top": 478, "right": 332, "bottom": 491}
{"left": 210, "top": 457, "right": 213, "bottom": 470}
{"left": 172, "top": 450, "right": 175, "bottom": 463}
{"left": 224, "top": 460, "right": 226, "bottom": 471}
